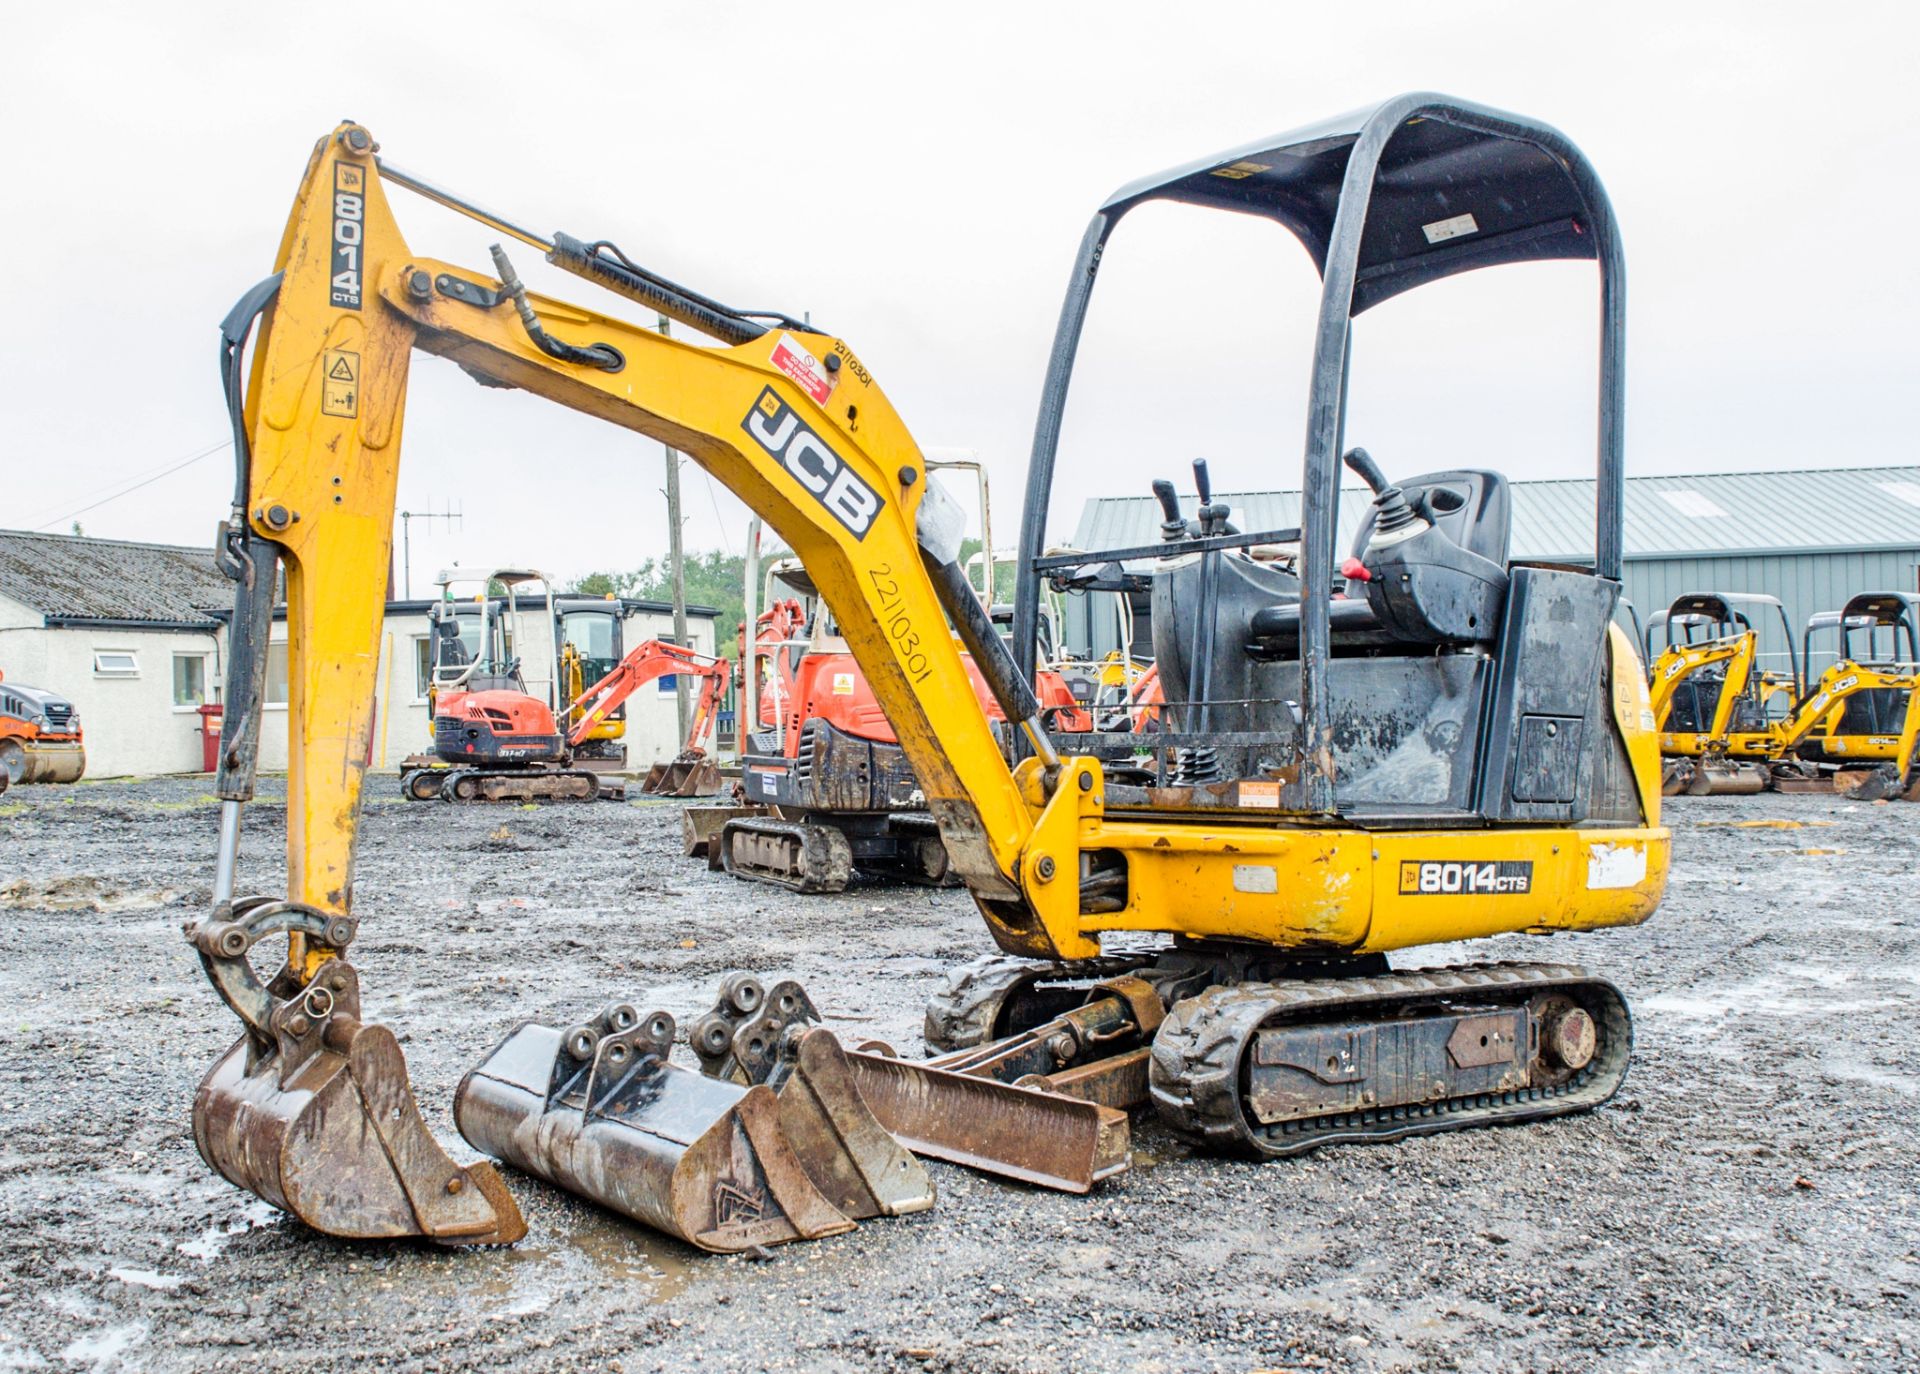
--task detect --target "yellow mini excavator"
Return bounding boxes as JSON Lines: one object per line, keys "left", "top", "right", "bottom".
{"left": 1648, "top": 591, "right": 1920, "bottom": 798}
{"left": 189, "top": 96, "right": 1669, "bottom": 1248}
{"left": 1646, "top": 592, "right": 1799, "bottom": 793}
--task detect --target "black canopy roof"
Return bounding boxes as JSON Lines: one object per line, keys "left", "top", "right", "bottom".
{"left": 1102, "top": 95, "right": 1605, "bottom": 314}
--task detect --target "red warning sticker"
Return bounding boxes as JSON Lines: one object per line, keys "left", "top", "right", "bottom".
{"left": 770, "top": 332, "right": 834, "bottom": 405}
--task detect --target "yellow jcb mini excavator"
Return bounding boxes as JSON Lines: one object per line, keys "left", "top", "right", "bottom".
{"left": 1645, "top": 592, "right": 1799, "bottom": 794}
{"left": 1796, "top": 592, "right": 1920, "bottom": 798}
{"left": 190, "top": 96, "right": 1668, "bottom": 1249}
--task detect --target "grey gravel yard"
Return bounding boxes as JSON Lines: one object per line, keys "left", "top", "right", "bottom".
{"left": 0, "top": 776, "right": 1913, "bottom": 1372}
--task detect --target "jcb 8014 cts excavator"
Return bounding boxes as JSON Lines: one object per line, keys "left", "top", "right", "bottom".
{"left": 190, "top": 96, "right": 1668, "bottom": 1249}
{"left": 1645, "top": 592, "right": 1799, "bottom": 793}
{"left": 1795, "top": 592, "right": 1920, "bottom": 794}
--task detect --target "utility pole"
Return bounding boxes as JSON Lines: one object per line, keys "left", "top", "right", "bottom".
{"left": 741, "top": 517, "right": 761, "bottom": 761}
{"left": 659, "top": 316, "right": 692, "bottom": 742}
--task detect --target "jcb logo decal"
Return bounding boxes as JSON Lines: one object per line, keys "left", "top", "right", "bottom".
{"left": 742, "top": 388, "right": 884, "bottom": 539}
{"left": 1398, "top": 860, "right": 1534, "bottom": 895}
{"left": 330, "top": 161, "right": 364, "bottom": 310}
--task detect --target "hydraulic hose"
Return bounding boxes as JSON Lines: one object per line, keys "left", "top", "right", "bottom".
{"left": 490, "top": 245, "right": 625, "bottom": 371}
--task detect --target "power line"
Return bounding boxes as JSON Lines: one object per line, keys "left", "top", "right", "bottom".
{"left": 700, "top": 468, "right": 735, "bottom": 556}
{"left": 30, "top": 439, "right": 229, "bottom": 532}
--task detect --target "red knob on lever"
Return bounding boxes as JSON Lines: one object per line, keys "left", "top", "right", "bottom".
{"left": 1341, "top": 557, "right": 1373, "bottom": 583}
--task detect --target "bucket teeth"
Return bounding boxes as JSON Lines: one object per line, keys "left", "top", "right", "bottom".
{"left": 454, "top": 997, "right": 929, "bottom": 1252}
{"left": 192, "top": 963, "right": 527, "bottom": 1244}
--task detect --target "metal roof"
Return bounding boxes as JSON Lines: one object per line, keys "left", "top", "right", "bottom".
{"left": 0, "top": 529, "right": 231, "bottom": 627}
{"left": 0, "top": 529, "right": 722, "bottom": 629}
{"left": 1070, "top": 465, "right": 1920, "bottom": 564}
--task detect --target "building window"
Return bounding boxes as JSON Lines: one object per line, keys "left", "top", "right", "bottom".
{"left": 173, "top": 654, "right": 208, "bottom": 707}
{"left": 265, "top": 641, "right": 289, "bottom": 707}
{"left": 93, "top": 650, "right": 139, "bottom": 677}
{"left": 413, "top": 636, "right": 433, "bottom": 699}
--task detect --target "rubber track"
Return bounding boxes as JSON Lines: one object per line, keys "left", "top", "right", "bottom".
{"left": 720, "top": 817, "right": 853, "bottom": 894}
{"left": 1147, "top": 962, "right": 1631, "bottom": 1158}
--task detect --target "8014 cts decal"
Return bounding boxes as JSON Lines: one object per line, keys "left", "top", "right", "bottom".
{"left": 331, "top": 161, "right": 365, "bottom": 310}
{"left": 1399, "top": 860, "right": 1533, "bottom": 895}
{"left": 741, "top": 388, "right": 883, "bottom": 538}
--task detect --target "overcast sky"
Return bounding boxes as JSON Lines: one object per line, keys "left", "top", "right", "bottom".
{"left": 5, "top": 2, "right": 1915, "bottom": 593}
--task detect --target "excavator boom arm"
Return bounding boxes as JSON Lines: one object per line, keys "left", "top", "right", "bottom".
{"left": 239, "top": 125, "right": 1038, "bottom": 952}
{"left": 566, "top": 639, "right": 726, "bottom": 751}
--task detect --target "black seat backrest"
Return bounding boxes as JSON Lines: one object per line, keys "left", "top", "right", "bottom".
{"left": 1349, "top": 469, "right": 1512, "bottom": 568}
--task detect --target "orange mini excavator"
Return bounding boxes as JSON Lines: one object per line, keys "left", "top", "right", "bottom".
{"left": 708, "top": 561, "right": 1088, "bottom": 890}
{"left": 404, "top": 636, "right": 727, "bottom": 802}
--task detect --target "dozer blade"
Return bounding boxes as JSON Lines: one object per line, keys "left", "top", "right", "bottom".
{"left": 455, "top": 1004, "right": 880, "bottom": 1252}
{"left": 683, "top": 804, "right": 763, "bottom": 862}
{"left": 844, "top": 1047, "right": 1131, "bottom": 1192}
{"left": 192, "top": 960, "right": 526, "bottom": 1244}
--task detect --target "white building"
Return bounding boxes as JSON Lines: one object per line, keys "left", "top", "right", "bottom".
{"left": 0, "top": 530, "right": 720, "bottom": 779}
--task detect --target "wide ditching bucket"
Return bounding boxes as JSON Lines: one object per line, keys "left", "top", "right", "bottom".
{"left": 454, "top": 997, "right": 931, "bottom": 1252}
{"left": 640, "top": 750, "right": 724, "bottom": 797}
{"left": 191, "top": 935, "right": 526, "bottom": 1244}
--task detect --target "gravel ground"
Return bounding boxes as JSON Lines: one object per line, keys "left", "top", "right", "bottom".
{"left": 0, "top": 775, "right": 1913, "bottom": 1372}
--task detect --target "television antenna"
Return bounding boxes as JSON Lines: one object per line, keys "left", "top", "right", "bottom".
{"left": 397, "top": 501, "right": 464, "bottom": 599}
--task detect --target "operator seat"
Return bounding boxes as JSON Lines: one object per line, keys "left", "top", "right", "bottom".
{"left": 1246, "top": 468, "right": 1512, "bottom": 658}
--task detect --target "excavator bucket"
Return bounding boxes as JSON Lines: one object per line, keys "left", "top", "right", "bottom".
{"left": 1682, "top": 758, "right": 1768, "bottom": 796}
{"left": 454, "top": 1000, "right": 928, "bottom": 1251}
{"left": 640, "top": 750, "right": 724, "bottom": 797}
{"left": 688, "top": 974, "right": 935, "bottom": 1219}
{"left": 1833, "top": 764, "right": 1920, "bottom": 802}
{"left": 192, "top": 959, "right": 526, "bottom": 1243}
{"left": 687, "top": 970, "right": 1138, "bottom": 1194}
